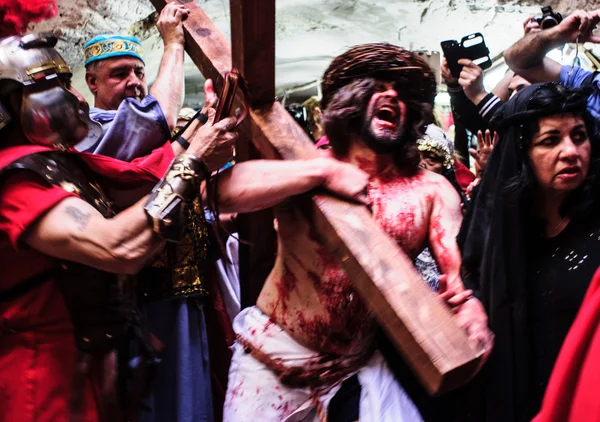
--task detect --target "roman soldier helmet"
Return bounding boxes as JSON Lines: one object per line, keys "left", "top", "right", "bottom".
{"left": 0, "top": 33, "right": 101, "bottom": 149}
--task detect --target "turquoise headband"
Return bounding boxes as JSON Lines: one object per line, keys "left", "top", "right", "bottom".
{"left": 84, "top": 34, "right": 144, "bottom": 67}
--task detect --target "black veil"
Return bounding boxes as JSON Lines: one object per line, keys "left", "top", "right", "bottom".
{"left": 456, "top": 82, "right": 597, "bottom": 421}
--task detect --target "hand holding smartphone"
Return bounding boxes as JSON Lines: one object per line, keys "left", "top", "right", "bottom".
{"left": 441, "top": 33, "right": 492, "bottom": 78}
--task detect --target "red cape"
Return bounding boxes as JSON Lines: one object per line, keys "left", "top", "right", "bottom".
{"left": 534, "top": 267, "right": 600, "bottom": 422}
{"left": 0, "top": 143, "right": 174, "bottom": 186}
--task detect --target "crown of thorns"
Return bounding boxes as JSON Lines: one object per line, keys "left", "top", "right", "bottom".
{"left": 321, "top": 43, "right": 437, "bottom": 110}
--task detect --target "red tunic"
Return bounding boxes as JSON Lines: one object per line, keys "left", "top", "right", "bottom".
{"left": 0, "top": 143, "right": 173, "bottom": 422}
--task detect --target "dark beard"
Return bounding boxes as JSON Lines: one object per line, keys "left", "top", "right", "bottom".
{"left": 360, "top": 115, "right": 407, "bottom": 154}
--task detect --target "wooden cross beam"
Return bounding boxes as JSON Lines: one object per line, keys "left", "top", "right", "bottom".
{"left": 151, "top": 0, "right": 482, "bottom": 394}
{"left": 230, "top": 0, "right": 277, "bottom": 308}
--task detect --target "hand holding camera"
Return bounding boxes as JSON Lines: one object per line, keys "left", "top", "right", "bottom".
{"left": 523, "top": 15, "right": 542, "bottom": 35}
{"left": 532, "top": 6, "right": 563, "bottom": 30}
{"left": 547, "top": 8, "right": 600, "bottom": 44}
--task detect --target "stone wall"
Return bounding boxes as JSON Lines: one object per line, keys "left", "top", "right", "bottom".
{"left": 28, "top": 0, "right": 600, "bottom": 105}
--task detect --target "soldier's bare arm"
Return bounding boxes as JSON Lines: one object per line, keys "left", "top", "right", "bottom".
{"left": 24, "top": 195, "right": 163, "bottom": 275}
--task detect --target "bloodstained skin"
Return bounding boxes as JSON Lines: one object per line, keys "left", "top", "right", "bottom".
{"left": 428, "top": 213, "right": 453, "bottom": 270}
{"left": 259, "top": 162, "right": 463, "bottom": 356}
{"left": 368, "top": 168, "right": 430, "bottom": 257}
{"left": 275, "top": 265, "right": 296, "bottom": 312}
{"left": 295, "top": 310, "right": 333, "bottom": 351}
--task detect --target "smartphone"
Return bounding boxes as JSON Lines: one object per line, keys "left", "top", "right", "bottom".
{"left": 440, "top": 39, "right": 463, "bottom": 79}
{"left": 441, "top": 32, "right": 492, "bottom": 78}
{"left": 215, "top": 71, "right": 240, "bottom": 122}
{"left": 173, "top": 71, "right": 244, "bottom": 149}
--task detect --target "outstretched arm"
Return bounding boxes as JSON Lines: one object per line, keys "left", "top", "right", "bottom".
{"left": 504, "top": 10, "right": 600, "bottom": 83}
{"left": 150, "top": 3, "right": 189, "bottom": 131}
{"left": 24, "top": 156, "right": 367, "bottom": 274}
{"left": 211, "top": 158, "right": 369, "bottom": 214}
{"left": 503, "top": 31, "right": 562, "bottom": 83}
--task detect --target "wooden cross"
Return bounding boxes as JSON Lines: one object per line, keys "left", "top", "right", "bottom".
{"left": 151, "top": 0, "right": 481, "bottom": 394}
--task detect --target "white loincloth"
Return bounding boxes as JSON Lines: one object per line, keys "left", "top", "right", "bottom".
{"left": 223, "top": 306, "right": 423, "bottom": 422}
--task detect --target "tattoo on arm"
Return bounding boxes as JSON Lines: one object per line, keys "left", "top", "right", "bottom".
{"left": 65, "top": 206, "right": 91, "bottom": 231}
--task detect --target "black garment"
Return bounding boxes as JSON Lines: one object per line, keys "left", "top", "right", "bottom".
{"left": 527, "top": 218, "right": 600, "bottom": 415}
{"left": 458, "top": 83, "right": 600, "bottom": 422}
{"left": 378, "top": 329, "right": 470, "bottom": 422}
{"left": 448, "top": 85, "right": 491, "bottom": 135}
{"left": 448, "top": 86, "right": 504, "bottom": 134}
{"left": 448, "top": 86, "right": 505, "bottom": 168}
{"left": 448, "top": 85, "right": 477, "bottom": 166}
{"left": 327, "top": 374, "right": 361, "bottom": 422}
{"left": 476, "top": 93, "right": 504, "bottom": 123}
{"left": 452, "top": 114, "right": 471, "bottom": 168}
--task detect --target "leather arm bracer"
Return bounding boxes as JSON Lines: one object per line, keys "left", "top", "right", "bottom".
{"left": 144, "top": 154, "right": 208, "bottom": 242}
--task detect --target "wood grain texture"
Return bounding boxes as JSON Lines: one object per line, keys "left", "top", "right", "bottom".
{"left": 235, "top": 124, "right": 277, "bottom": 309}
{"left": 150, "top": 0, "right": 232, "bottom": 92}
{"left": 151, "top": 0, "right": 482, "bottom": 394}
{"left": 229, "top": 0, "right": 277, "bottom": 308}
{"left": 230, "top": 0, "right": 275, "bottom": 106}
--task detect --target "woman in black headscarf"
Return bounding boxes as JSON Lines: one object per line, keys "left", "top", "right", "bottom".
{"left": 458, "top": 82, "right": 600, "bottom": 422}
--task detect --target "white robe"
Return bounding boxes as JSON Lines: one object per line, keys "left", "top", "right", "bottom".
{"left": 223, "top": 306, "right": 423, "bottom": 422}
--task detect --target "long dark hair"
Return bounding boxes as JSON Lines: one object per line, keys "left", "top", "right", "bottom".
{"left": 499, "top": 84, "right": 600, "bottom": 232}
{"left": 322, "top": 78, "right": 432, "bottom": 175}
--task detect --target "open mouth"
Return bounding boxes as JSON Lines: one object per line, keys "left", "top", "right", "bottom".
{"left": 373, "top": 101, "right": 400, "bottom": 130}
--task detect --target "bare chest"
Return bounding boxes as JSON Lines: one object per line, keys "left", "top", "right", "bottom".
{"left": 368, "top": 177, "right": 431, "bottom": 257}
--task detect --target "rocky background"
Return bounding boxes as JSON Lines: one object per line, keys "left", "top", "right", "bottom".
{"left": 29, "top": 0, "right": 600, "bottom": 105}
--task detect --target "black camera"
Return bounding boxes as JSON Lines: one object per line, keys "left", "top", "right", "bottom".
{"left": 533, "top": 6, "right": 563, "bottom": 30}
